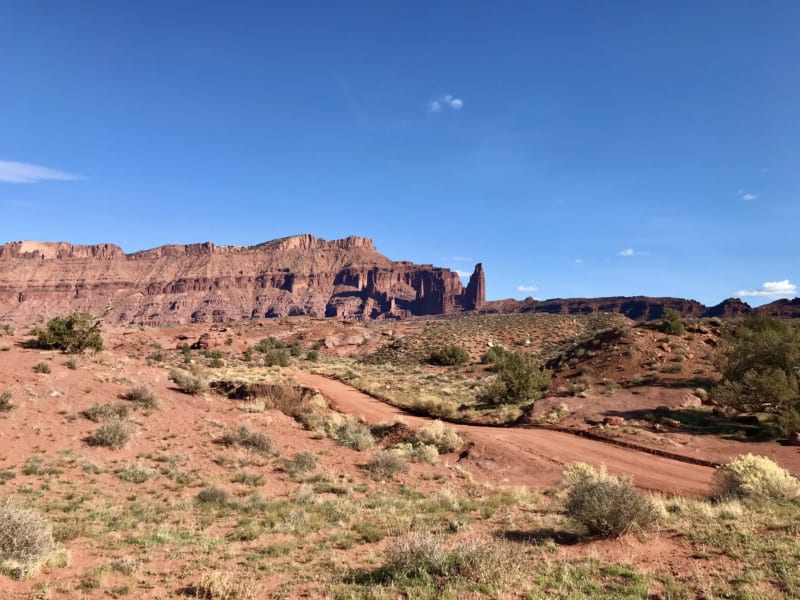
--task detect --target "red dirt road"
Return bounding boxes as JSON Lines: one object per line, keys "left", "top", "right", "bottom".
{"left": 294, "top": 372, "right": 716, "bottom": 497}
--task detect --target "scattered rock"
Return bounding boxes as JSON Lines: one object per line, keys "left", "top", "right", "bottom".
{"left": 603, "top": 416, "right": 626, "bottom": 427}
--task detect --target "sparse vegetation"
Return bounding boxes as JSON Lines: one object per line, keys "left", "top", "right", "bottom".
{"left": 81, "top": 402, "right": 129, "bottom": 422}
{"left": 715, "top": 454, "right": 800, "bottom": 501}
{"left": 283, "top": 451, "right": 318, "bottom": 479}
{"left": 29, "top": 311, "right": 103, "bottom": 353}
{"left": 658, "top": 308, "right": 686, "bottom": 336}
{"left": 196, "top": 486, "right": 230, "bottom": 506}
{"left": 563, "top": 463, "right": 661, "bottom": 537}
{"left": 412, "top": 420, "right": 462, "bottom": 453}
{"left": 365, "top": 450, "right": 409, "bottom": 479}
{"left": 0, "top": 391, "right": 13, "bottom": 412}
{"left": 191, "top": 570, "right": 257, "bottom": 599}
{"left": 325, "top": 415, "right": 375, "bottom": 450}
{"left": 169, "top": 368, "right": 208, "bottom": 395}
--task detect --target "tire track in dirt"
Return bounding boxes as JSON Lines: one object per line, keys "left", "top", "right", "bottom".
{"left": 295, "top": 371, "right": 716, "bottom": 497}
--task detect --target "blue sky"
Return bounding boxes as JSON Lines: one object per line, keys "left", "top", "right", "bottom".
{"left": 1, "top": 2, "right": 798, "bottom": 305}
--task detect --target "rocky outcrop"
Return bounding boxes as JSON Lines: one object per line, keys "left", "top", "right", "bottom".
{"left": 0, "top": 235, "right": 485, "bottom": 325}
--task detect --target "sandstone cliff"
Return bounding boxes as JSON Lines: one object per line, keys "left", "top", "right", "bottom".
{"left": 0, "top": 235, "right": 485, "bottom": 325}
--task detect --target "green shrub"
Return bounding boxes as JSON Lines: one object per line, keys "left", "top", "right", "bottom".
{"left": 480, "top": 350, "right": 552, "bottom": 405}
{"left": 658, "top": 308, "right": 685, "bottom": 335}
{"left": 428, "top": 345, "right": 470, "bottom": 366}
{"left": 221, "top": 425, "right": 273, "bottom": 456}
{"left": 91, "top": 418, "right": 131, "bottom": 449}
{"left": 263, "top": 349, "right": 290, "bottom": 367}
{"left": 29, "top": 312, "right": 103, "bottom": 353}
{"left": 714, "top": 454, "right": 800, "bottom": 501}
{"left": 33, "top": 362, "right": 51, "bottom": 374}
{"left": 123, "top": 386, "right": 159, "bottom": 409}
{"left": 169, "top": 369, "right": 207, "bottom": 395}
{"left": 563, "top": 462, "right": 661, "bottom": 537}
{"left": 481, "top": 345, "right": 509, "bottom": 365}
{"left": 0, "top": 391, "right": 12, "bottom": 412}
{"left": 306, "top": 349, "right": 320, "bottom": 362}
{"left": 82, "top": 403, "right": 129, "bottom": 423}
{"left": 412, "top": 420, "right": 462, "bottom": 453}
{"left": 0, "top": 498, "right": 58, "bottom": 579}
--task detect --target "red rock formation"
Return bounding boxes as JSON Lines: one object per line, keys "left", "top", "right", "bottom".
{"left": 0, "top": 235, "right": 486, "bottom": 325}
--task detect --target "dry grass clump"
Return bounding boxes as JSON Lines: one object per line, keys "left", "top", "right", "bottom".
{"left": 412, "top": 420, "right": 462, "bottom": 453}
{"left": 283, "top": 451, "right": 318, "bottom": 479}
{"left": 715, "top": 454, "right": 800, "bottom": 501}
{"left": 169, "top": 368, "right": 208, "bottom": 395}
{"left": 383, "top": 531, "right": 520, "bottom": 587}
{"left": 0, "top": 498, "right": 60, "bottom": 580}
{"left": 196, "top": 486, "right": 230, "bottom": 506}
{"left": 325, "top": 415, "right": 375, "bottom": 451}
{"left": 33, "top": 361, "right": 51, "bottom": 374}
{"left": 123, "top": 385, "right": 159, "bottom": 409}
{"left": 366, "top": 450, "right": 409, "bottom": 479}
{"left": 90, "top": 418, "right": 132, "bottom": 449}
{"left": 82, "top": 402, "right": 129, "bottom": 423}
{"left": 221, "top": 425, "right": 273, "bottom": 456}
{"left": 0, "top": 391, "right": 13, "bottom": 412}
{"left": 191, "top": 570, "right": 258, "bottom": 599}
{"left": 563, "top": 462, "right": 661, "bottom": 538}
{"left": 393, "top": 442, "right": 439, "bottom": 464}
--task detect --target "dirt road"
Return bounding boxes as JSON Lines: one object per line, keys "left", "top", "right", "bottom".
{"left": 295, "top": 372, "right": 716, "bottom": 496}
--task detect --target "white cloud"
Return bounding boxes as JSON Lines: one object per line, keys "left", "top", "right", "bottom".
{"left": 741, "top": 192, "right": 757, "bottom": 201}
{"left": 736, "top": 280, "right": 797, "bottom": 298}
{"left": 574, "top": 258, "right": 584, "bottom": 264}
{"left": 447, "top": 255, "right": 473, "bottom": 262}
{"left": 428, "top": 94, "right": 464, "bottom": 113}
{"left": 455, "top": 269, "right": 472, "bottom": 278}
{"left": 0, "top": 160, "right": 80, "bottom": 184}
{"left": 516, "top": 285, "right": 540, "bottom": 293}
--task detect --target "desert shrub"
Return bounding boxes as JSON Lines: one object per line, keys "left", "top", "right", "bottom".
{"left": 33, "top": 362, "right": 51, "bottom": 374}
{"left": 196, "top": 486, "right": 230, "bottom": 506}
{"left": 288, "top": 341, "right": 303, "bottom": 358}
{"left": 231, "top": 472, "right": 265, "bottom": 487}
{"left": 263, "top": 349, "right": 290, "bottom": 367}
{"left": 366, "top": 450, "right": 409, "bottom": 479}
{"left": 64, "top": 357, "right": 79, "bottom": 370}
{"left": 123, "top": 386, "right": 159, "bottom": 409}
{"left": 412, "top": 420, "right": 462, "bottom": 453}
{"left": 0, "top": 323, "right": 14, "bottom": 336}
{"left": 82, "top": 402, "right": 129, "bottom": 423}
{"left": 394, "top": 442, "right": 439, "bottom": 464}
{"left": 116, "top": 463, "right": 155, "bottom": 484}
{"left": 0, "top": 498, "right": 58, "bottom": 580}
{"left": 91, "top": 418, "right": 131, "bottom": 449}
{"left": 305, "top": 349, "right": 320, "bottom": 362}
{"left": 563, "top": 462, "right": 661, "bottom": 537}
{"left": 0, "top": 391, "right": 12, "bottom": 412}
{"left": 191, "top": 570, "right": 257, "bottom": 600}
{"left": 325, "top": 415, "right": 375, "bottom": 451}
{"left": 428, "top": 345, "right": 469, "bottom": 366}
{"left": 658, "top": 308, "right": 685, "bottom": 335}
{"left": 29, "top": 312, "right": 103, "bottom": 353}
{"left": 221, "top": 425, "right": 273, "bottom": 455}
{"left": 169, "top": 369, "right": 208, "bottom": 395}
{"left": 480, "top": 350, "right": 552, "bottom": 405}
{"left": 283, "top": 451, "right": 318, "bottom": 479}
{"left": 481, "top": 345, "right": 509, "bottom": 365}
{"left": 713, "top": 315, "right": 800, "bottom": 435}
{"left": 714, "top": 454, "right": 800, "bottom": 501}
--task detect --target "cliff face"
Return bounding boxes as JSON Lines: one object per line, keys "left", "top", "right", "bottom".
{"left": 0, "top": 235, "right": 486, "bottom": 325}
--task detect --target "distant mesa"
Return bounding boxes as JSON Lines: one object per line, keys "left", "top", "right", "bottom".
{"left": 0, "top": 235, "right": 792, "bottom": 325}
{"left": 0, "top": 235, "right": 485, "bottom": 325}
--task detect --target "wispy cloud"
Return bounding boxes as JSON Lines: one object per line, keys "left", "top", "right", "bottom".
{"left": 428, "top": 94, "right": 464, "bottom": 113}
{"left": 736, "top": 280, "right": 797, "bottom": 299}
{"left": 447, "top": 255, "right": 473, "bottom": 262}
{"left": 574, "top": 258, "right": 584, "bottom": 264}
{"left": 0, "top": 160, "right": 80, "bottom": 184}
{"left": 617, "top": 248, "right": 648, "bottom": 257}
{"left": 740, "top": 191, "right": 757, "bottom": 201}
{"left": 455, "top": 269, "right": 472, "bottom": 278}
{"left": 516, "top": 285, "right": 540, "bottom": 293}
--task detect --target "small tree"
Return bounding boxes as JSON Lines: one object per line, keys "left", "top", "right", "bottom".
{"left": 713, "top": 315, "right": 800, "bottom": 435}
{"left": 481, "top": 350, "right": 552, "bottom": 405}
{"left": 30, "top": 312, "right": 103, "bottom": 353}
{"left": 658, "top": 308, "right": 685, "bottom": 336}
